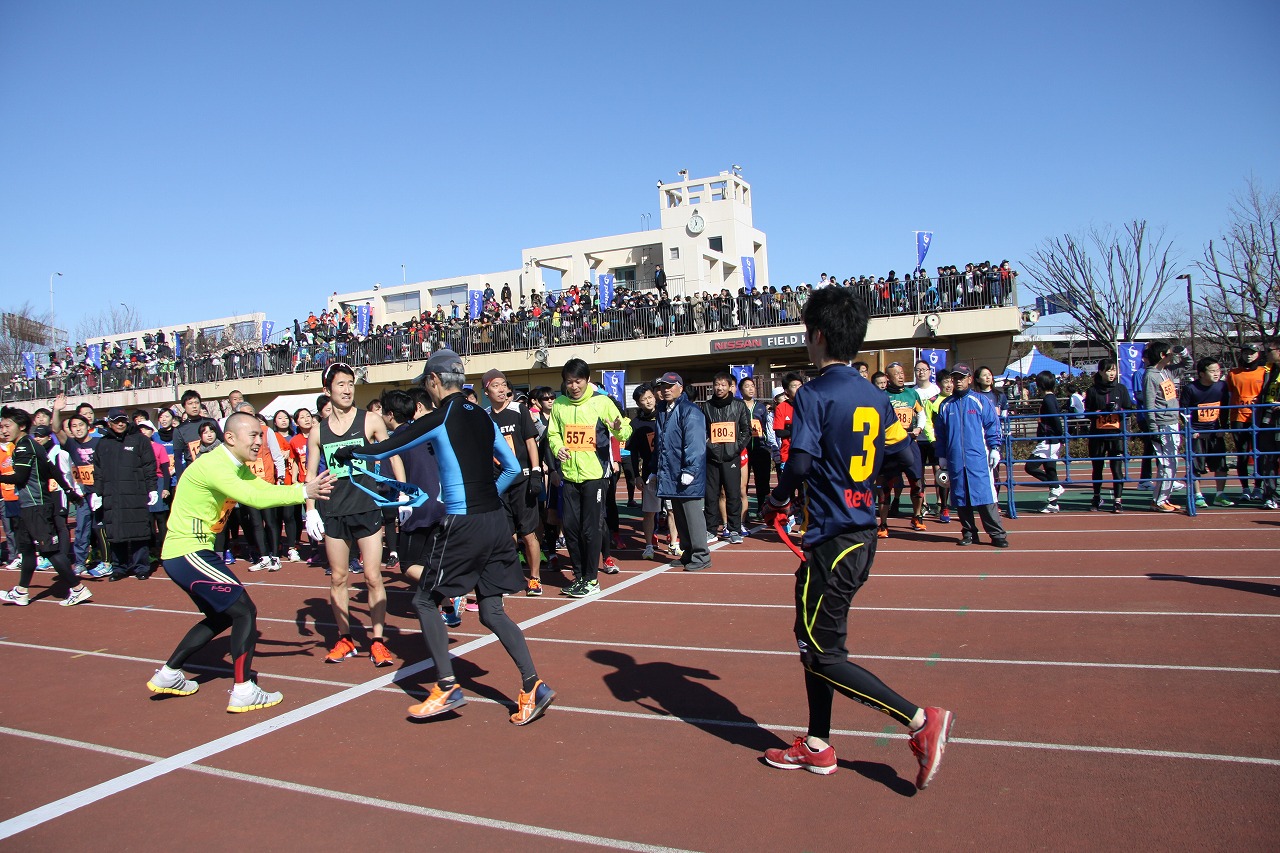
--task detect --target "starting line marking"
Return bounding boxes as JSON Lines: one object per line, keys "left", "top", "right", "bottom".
{"left": 596, "top": 600, "right": 1280, "bottom": 618}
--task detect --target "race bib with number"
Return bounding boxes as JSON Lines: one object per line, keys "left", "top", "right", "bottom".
{"left": 187, "top": 439, "right": 202, "bottom": 460}
{"left": 1160, "top": 379, "right": 1176, "bottom": 402}
{"left": 564, "top": 424, "right": 595, "bottom": 452}
{"left": 710, "top": 422, "right": 736, "bottom": 443}
{"left": 1097, "top": 413, "right": 1121, "bottom": 430}
{"left": 73, "top": 465, "right": 95, "bottom": 486}
{"left": 751, "top": 418, "right": 763, "bottom": 438}
{"left": 894, "top": 407, "right": 914, "bottom": 428}
{"left": 210, "top": 499, "right": 236, "bottom": 534}
{"left": 504, "top": 433, "right": 516, "bottom": 452}
{"left": 646, "top": 432, "right": 655, "bottom": 451}
{"left": 1196, "top": 404, "right": 1220, "bottom": 424}
{"left": 248, "top": 458, "right": 267, "bottom": 479}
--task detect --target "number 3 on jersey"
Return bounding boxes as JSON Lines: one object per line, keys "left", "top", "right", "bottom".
{"left": 848, "top": 407, "right": 879, "bottom": 482}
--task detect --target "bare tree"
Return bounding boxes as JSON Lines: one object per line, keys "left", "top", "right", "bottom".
{"left": 1022, "top": 220, "right": 1179, "bottom": 358}
{"left": 73, "top": 303, "right": 147, "bottom": 344}
{"left": 1196, "top": 179, "right": 1279, "bottom": 350}
{"left": 0, "top": 301, "right": 58, "bottom": 377}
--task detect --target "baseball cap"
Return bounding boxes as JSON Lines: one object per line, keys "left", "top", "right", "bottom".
{"left": 138, "top": 420, "right": 157, "bottom": 432}
{"left": 482, "top": 368, "right": 507, "bottom": 389}
{"left": 654, "top": 371, "right": 684, "bottom": 387}
{"left": 1239, "top": 343, "right": 1260, "bottom": 354}
{"left": 32, "top": 425, "right": 52, "bottom": 438}
{"left": 949, "top": 363, "right": 973, "bottom": 377}
{"left": 412, "top": 349, "right": 465, "bottom": 384}
{"left": 106, "top": 407, "right": 128, "bottom": 421}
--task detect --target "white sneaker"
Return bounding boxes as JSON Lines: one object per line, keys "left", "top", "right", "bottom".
{"left": 642, "top": 545, "right": 655, "bottom": 560}
{"left": 1040, "top": 502, "right": 1061, "bottom": 514}
{"left": 1265, "top": 499, "right": 1279, "bottom": 510}
{"left": 268, "top": 557, "right": 282, "bottom": 572}
{"left": 5, "top": 558, "right": 21, "bottom": 572}
{"left": 61, "top": 586, "right": 93, "bottom": 606}
{"left": 249, "top": 556, "right": 273, "bottom": 573}
{"left": 226, "top": 681, "right": 283, "bottom": 713}
{"left": 1049, "top": 485, "right": 1065, "bottom": 498}
{"left": 669, "top": 542, "right": 683, "bottom": 558}
{"left": 1138, "top": 480, "right": 1153, "bottom": 491}
{"left": 0, "top": 587, "right": 30, "bottom": 606}
{"left": 286, "top": 548, "right": 301, "bottom": 563}
{"left": 1172, "top": 480, "right": 1186, "bottom": 492}
{"left": 147, "top": 668, "right": 199, "bottom": 696}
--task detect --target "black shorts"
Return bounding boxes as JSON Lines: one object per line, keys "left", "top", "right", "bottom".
{"left": 1088, "top": 436, "right": 1124, "bottom": 459}
{"left": 917, "top": 440, "right": 938, "bottom": 467}
{"left": 16, "top": 503, "right": 62, "bottom": 555}
{"left": 163, "top": 549, "right": 246, "bottom": 613}
{"left": 399, "top": 525, "right": 439, "bottom": 568}
{"left": 1192, "top": 433, "right": 1228, "bottom": 476}
{"left": 322, "top": 508, "right": 384, "bottom": 542}
{"left": 503, "top": 479, "right": 540, "bottom": 537}
{"left": 881, "top": 440, "right": 923, "bottom": 492}
{"left": 425, "top": 509, "right": 523, "bottom": 599}
{"left": 793, "top": 528, "right": 877, "bottom": 667}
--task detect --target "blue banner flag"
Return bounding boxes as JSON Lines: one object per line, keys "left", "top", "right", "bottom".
{"left": 87, "top": 344, "right": 102, "bottom": 368}
{"left": 729, "top": 364, "right": 754, "bottom": 397}
{"left": 741, "top": 257, "right": 756, "bottom": 292}
{"left": 598, "top": 273, "right": 615, "bottom": 309}
{"left": 601, "top": 369, "right": 626, "bottom": 409}
{"left": 1118, "top": 342, "right": 1145, "bottom": 399}
{"left": 921, "top": 348, "right": 948, "bottom": 380}
{"left": 22, "top": 352, "right": 36, "bottom": 379}
{"left": 915, "top": 231, "right": 934, "bottom": 272}
{"left": 356, "top": 304, "right": 370, "bottom": 337}
{"left": 468, "top": 290, "right": 483, "bottom": 319}
{"left": 261, "top": 320, "right": 274, "bottom": 344}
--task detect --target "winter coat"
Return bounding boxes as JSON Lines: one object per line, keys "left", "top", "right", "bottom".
{"left": 934, "top": 389, "right": 1001, "bottom": 507}
{"left": 702, "top": 395, "right": 751, "bottom": 463}
{"left": 655, "top": 392, "right": 707, "bottom": 498}
{"left": 93, "top": 426, "right": 157, "bottom": 542}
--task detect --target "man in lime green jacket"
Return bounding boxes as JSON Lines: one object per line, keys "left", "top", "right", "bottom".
{"left": 547, "top": 358, "right": 631, "bottom": 598}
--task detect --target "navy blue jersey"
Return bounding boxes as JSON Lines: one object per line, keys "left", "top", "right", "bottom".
{"left": 1180, "top": 379, "right": 1227, "bottom": 429}
{"left": 789, "top": 363, "right": 905, "bottom": 545}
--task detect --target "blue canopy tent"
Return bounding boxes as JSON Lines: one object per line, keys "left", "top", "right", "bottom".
{"left": 1000, "top": 346, "right": 1082, "bottom": 379}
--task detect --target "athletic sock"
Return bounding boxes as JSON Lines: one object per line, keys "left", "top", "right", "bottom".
{"left": 232, "top": 681, "right": 256, "bottom": 696}
{"left": 159, "top": 665, "right": 182, "bottom": 678}
{"left": 437, "top": 678, "right": 457, "bottom": 690}
{"left": 522, "top": 674, "right": 539, "bottom": 692}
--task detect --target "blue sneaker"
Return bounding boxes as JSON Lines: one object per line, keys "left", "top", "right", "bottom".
{"left": 442, "top": 596, "right": 464, "bottom": 628}
{"left": 87, "top": 563, "right": 115, "bottom": 579}
{"left": 349, "top": 558, "right": 363, "bottom": 575}
{"left": 224, "top": 551, "right": 235, "bottom": 566}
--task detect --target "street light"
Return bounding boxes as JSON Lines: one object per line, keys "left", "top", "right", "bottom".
{"left": 1176, "top": 273, "right": 1194, "bottom": 355}
{"left": 50, "top": 271, "right": 62, "bottom": 319}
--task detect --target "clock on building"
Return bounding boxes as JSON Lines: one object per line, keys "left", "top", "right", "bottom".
{"left": 687, "top": 213, "right": 706, "bottom": 235}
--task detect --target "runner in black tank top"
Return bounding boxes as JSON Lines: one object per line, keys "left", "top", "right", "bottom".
{"left": 304, "top": 365, "right": 406, "bottom": 667}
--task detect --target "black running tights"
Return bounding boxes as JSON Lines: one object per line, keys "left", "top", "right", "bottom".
{"left": 167, "top": 592, "right": 258, "bottom": 683}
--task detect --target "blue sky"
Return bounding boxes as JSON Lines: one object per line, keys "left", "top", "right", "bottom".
{"left": 2, "top": 0, "right": 1276, "bottom": 341}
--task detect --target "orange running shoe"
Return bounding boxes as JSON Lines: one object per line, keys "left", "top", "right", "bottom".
{"left": 408, "top": 683, "right": 467, "bottom": 718}
{"left": 369, "top": 638, "right": 393, "bottom": 667}
{"left": 510, "top": 679, "right": 556, "bottom": 726}
{"left": 911, "top": 516, "right": 927, "bottom": 531}
{"left": 324, "top": 636, "right": 357, "bottom": 664}
{"left": 877, "top": 524, "right": 889, "bottom": 539}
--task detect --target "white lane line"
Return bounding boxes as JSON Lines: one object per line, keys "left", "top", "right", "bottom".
{"left": 618, "top": 572, "right": 1280, "bottom": 580}
{"left": 9, "top": 638, "right": 1276, "bottom": 681}
{"left": 0, "top": 727, "right": 699, "bottom": 853}
{"left": 597, "top": 600, "right": 1280, "bottom": 618}
{"left": 0, "top": 559, "right": 680, "bottom": 842}
{"left": 724, "top": 548, "right": 1279, "bottom": 555}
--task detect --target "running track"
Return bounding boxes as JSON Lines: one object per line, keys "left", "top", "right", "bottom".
{"left": 1, "top": 508, "right": 1277, "bottom": 851}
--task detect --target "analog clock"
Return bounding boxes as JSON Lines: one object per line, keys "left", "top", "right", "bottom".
{"left": 687, "top": 214, "right": 706, "bottom": 235}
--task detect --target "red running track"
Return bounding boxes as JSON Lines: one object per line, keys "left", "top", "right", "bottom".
{"left": 0, "top": 508, "right": 1277, "bottom": 850}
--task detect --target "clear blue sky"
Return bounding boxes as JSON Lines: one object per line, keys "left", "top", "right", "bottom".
{"left": 3, "top": 0, "right": 1276, "bottom": 341}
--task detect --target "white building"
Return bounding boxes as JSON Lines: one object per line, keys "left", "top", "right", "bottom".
{"left": 329, "top": 169, "right": 770, "bottom": 325}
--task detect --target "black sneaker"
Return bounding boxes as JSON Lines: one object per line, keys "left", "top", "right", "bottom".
{"left": 992, "top": 539, "right": 1010, "bottom": 549}
{"left": 1089, "top": 498, "right": 1103, "bottom": 512}
{"left": 957, "top": 536, "right": 975, "bottom": 546}
{"left": 1112, "top": 499, "right": 1124, "bottom": 514}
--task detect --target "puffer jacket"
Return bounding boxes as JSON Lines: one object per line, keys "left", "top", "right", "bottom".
{"left": 93, "top": 426, "right": 156, "bottom": 542}
{"left": 655, "top": 393, "right": 706, "bottom": 498}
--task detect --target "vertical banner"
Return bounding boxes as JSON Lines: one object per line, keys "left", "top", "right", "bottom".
{"left": 921, "top": 348, "right": 948, "bottom": 380}
{"left": 468, "top": 290, "right": 484, "bottom": 319}
{"left": 915, "top": 231, "right": 933, "bottom": 272}
{"left": 598, "top": 273, "right": 615, "bottom": 309}
{"left": 601, "top": 369, "right": 626, "bottom": 410}
{"left": 87, "top": 344, "right": 102, "bottom": 368}
{"left": 356, "top": 304, "right": 370, "bottom": 337}
{"left": 729, "top": 364, "right": 754, "bottom": 397}
{"left": 741, "top": 257, "right": 756, "bottom": 292}
{"left": 22, "top": 352, "right": 36, "bottom": 379}
{"left": 260, "top": 320, "right": 275, "bottom": 344}
{"left": 1118, "top": 342, "right": 1145, "bottom": 400}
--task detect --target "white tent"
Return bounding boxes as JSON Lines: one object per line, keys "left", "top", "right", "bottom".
{"left": 258, "top": 393, "right": 321, "bottom": 419}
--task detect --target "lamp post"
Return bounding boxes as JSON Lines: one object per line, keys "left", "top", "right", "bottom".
{"left": 49, "top": 271, "right": 62, "bottom": 321}
{"left": 1176, "top": 273, "right": 1194, "bottom": 355}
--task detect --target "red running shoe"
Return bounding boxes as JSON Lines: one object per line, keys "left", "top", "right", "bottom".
{"left": 909, "top": 707, "right": 955, "bottom": 790}
{"left": 763, "top": 736, "right": 837, "bottom": 775}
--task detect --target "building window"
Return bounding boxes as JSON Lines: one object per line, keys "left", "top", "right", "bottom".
{"left": 612, "top": 267, "right": 636, "bottom": 286}
{"left": 708, "top": 236, "right": 723, "bottom": 253}
{"left": 669, "top": 247, "right": 680, "bottom": 260}
{"left": 384, "top": 291, "right": 421, "bottom": 314}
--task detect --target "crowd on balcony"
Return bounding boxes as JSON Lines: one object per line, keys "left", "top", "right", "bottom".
{"left": 1, "top": 259, "right": 1017, "bottom": 402}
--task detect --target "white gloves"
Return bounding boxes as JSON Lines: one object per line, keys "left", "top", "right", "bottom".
{"left": 988, "top": 448, "right": 1001, "bottom": 469}
{"left": 148, "top": 491, "right": 158, "bottom": 507}
{"left": 90, "top": 493, "right": 102, "bottom": 511}
{"left": 305, "top": 509, "right": 326, "bottom": 542}
{"left": 679, "top": 472, "right": 694, "bottom": 486}
{"left": 398, "top": 504, "right": 413, "bottom": 525}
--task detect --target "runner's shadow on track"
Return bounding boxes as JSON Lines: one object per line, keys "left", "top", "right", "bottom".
{"left": 588, "top": 649, "right": 777, "bottom": 752}
{"left": 1147, "top": 573, "right": 1280, "bottom": 598}
{"left": 887, "top": 529, "right": 960, "bottom": 545}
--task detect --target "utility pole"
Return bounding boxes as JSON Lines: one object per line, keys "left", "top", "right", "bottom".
{"left": 1176, "top": 273, "right": 1194, "bottom": 355}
